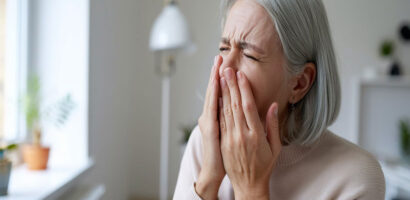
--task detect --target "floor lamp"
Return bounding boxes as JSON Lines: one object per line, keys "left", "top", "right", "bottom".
{"left": 149, "top": 1, "right": 193, "bottom": 200}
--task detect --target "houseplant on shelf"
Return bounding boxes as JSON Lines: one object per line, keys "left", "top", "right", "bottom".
{"left": 379, "top": 40, "right": 402, "bottom": 76}
{"left": 0, "top": 143, "right": 17, "bottom": 196}
{"left": 22, "top": 75, "right": 75, "bottom": 170}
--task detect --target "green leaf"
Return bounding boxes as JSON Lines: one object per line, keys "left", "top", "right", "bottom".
{"left": 400, "top": 119, "right": 410, "bottom": 155}
{"left": 380, "top": 40, "right": 395, "bottom": 57}
{"left": 6, "top": 144, "right": 18, "bottom": 151}
{"left": 24, "top": 74, "right": 41, "bottom": 131}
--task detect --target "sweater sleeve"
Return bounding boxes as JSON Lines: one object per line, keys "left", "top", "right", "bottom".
{"left": 355, "top": 158, "right": 386, "bottom": 200}
{"left": 338, "top": 151, "right": 386, "bottom": 200}
{"left": 173, "top": 125, "right": 204, "bottom": 200}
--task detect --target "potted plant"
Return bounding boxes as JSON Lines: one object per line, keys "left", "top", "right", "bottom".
{"left": 0, "top": 143, "right": 18, "bottom": 196}
{"left": 22, "top": 75, "right": 75, "bottom": 170}
{"left": 380, "top": 40, "right": 401, "bottom": 76}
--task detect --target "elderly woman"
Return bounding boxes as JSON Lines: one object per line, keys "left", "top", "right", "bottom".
{"left": 174, "top": 0, "right": 385, "bottom": 199}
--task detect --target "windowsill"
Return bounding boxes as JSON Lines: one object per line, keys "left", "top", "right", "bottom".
{"left": 2, "top": 159, "right": 94, "bottom": 200}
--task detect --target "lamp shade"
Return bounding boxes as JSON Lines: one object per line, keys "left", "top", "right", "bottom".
{"left": 149, "top": 3, "right": 192, "bottom": 52}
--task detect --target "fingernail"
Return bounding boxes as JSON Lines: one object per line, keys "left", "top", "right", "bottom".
{"left": 220, "top": 77, "right": 226, "bottom": 88}
{"left": 214, "top": 55, "right": 218, "bottom": 65}
{"left": 224, "top": 68, "right": 233, "bottom": 80}
{"left": 236, "top": 71, "right": 241, "bottom": 80}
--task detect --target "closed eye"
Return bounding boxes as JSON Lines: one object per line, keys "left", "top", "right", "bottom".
{"left": 219, "top": 46, "right": 260, "bottom": 62}
{"left": 244, "top": 54, "right": 259, "bottom": 62}
{"left": 219, "top": 47, "right": 229, "bottom": 52}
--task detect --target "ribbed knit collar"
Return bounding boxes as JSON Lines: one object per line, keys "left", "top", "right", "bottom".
{"left": 276, "top": 131, "right": 327, "bottom": 167}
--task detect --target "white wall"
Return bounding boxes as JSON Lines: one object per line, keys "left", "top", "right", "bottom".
{"left": 86, "top": 0, "right": 221, "bottom": 199}
{"left": 323, "top": 0, "right": 410, "bottom": 142}
{"left": 86, "top": 0, "right": 161, "bottom": 199}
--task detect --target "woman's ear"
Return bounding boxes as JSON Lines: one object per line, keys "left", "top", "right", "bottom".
{"left": 289, "top": 62, "right": 316, "bottom": 104}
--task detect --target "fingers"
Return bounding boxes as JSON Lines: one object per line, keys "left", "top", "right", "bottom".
{"left": 219, "top": 97, "right": 226, "bottom": 136}
{"left": 223, "top": 68, "right": 246, "bottom": 130}
{"left": 236, "top": 71, "right": 261, "bottom": 131}
{"left": 266, "top": 102, "right": 282, "bottom": 155}
{"left": 209, "top": 56, "right": 222, "bottom": 118}
{"left": 220, "top": 77, "right": 234, "bottom": 133}
{"left": 203, "top": 55, "right": 222, "bottom": 120}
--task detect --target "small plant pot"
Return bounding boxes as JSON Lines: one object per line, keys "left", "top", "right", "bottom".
{"left": 0, "top": 159, "right": 12, "bottom": 196}
{"left": 22, "top": 144, "right": 50, "bottom": 170}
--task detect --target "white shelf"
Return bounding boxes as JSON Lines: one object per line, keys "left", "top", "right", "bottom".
{"left": 361, "top": 76, "right": 410, "bottom": 88}
{"left": 0, "top": 159, "right": 94, "bottom": 200}
{"left": 358, "top": 76, "right": 410, "bottom": 161}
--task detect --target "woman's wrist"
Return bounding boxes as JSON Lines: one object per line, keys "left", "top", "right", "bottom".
{"left": 234, "top": 192, "right": 269, "bottom": 200}
{"left": 234, "top": 189, "right": 270, "bottom": 200}
{"left": 232, "top": 183, "right": 270, "bottom": 200}
{"left": 195, "top": 173, "right": 223, "bottom": 199}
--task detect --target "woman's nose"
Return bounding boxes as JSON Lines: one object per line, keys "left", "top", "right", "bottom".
{"left": 219, "top": 53, "right": 239, "bottom": 77}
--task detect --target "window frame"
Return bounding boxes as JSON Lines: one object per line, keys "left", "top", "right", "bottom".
{"left": 3, "top": 0, "right": 29, "bottom": 141}
{"left": 0, "top": 0, "right": 6, "bottom": 140}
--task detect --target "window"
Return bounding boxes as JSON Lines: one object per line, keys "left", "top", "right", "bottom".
{"left": 1, "top": 0, "right": 28, "bottom": 142}
{"left": 2, "top": 0, "right": 88, "bottom": 164}
{"left": 0, "top": 0, "right": 5, "bottom": 140}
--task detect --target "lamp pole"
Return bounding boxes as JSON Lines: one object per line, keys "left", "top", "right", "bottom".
{"left": 149, "top": 1, "right": 192, "bottom": 198}
{"left": 158, "top": 56, "right": 175, "bottom": 200}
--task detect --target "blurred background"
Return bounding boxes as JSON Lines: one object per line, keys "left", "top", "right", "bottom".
{"left": 0, "top": 0, "right": 409, "bottom": 199}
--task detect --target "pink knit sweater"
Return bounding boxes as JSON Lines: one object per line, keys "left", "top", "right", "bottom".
{"left": 173, "top": 126, "right": 385, "bottom": 200}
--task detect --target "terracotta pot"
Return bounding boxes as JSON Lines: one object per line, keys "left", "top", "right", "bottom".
{"left": 0, "top": 159, "right": 11, "bottom": 196}
{"left": 22, "top": 144, "right": 50, "bottom": 170}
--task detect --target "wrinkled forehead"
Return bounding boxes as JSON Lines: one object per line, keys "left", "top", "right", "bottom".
{"left": 222, "top": 0, "right": 279, "bottom": 50}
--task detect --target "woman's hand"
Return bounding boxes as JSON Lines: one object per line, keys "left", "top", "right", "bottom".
{"left": 219, "top": 68, "right": 282, "bottom": 200}
{"left": 196, "top": 55, "right": 225, "bottom": 199}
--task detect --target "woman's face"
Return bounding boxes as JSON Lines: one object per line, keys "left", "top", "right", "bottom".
{"left": 219, "top": 0, "right": 291, "bottom": 125}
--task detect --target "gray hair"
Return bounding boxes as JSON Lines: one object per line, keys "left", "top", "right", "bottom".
{"left": 220, "top": 0, "right": 341, "bottom": 145}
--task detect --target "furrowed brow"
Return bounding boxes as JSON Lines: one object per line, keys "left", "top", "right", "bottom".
{"left": 221, "top": 37, "right": 230, "bottom": 45}
{"left": 220, "top": 37, "right": 265, "bottom": 54}
{"left": 239, "top": 41, "right": 265, "bottom": 54}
